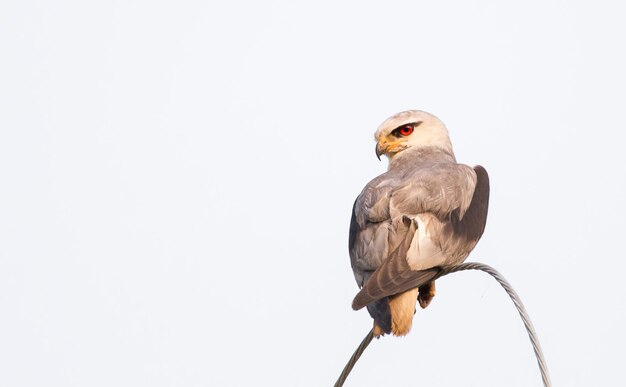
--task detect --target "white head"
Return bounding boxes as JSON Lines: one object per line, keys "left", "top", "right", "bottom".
{"left": 374, "top": 110, "right": 453, "bottom": 160}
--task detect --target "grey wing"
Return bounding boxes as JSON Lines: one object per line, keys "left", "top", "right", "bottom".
{"left": 348, "top": 176, "right": 402, "bottom": 333}
{"left": 349, "top": 178, "right": 393, "bottom": 288}
{"left": 351, "top": 164, "right": 490, "bottom": 310}
{"left": 432, "top": 165, "right": 490, "bottom": 261}
{"left": 459, "top": 165, "right": 490, "bottom": 241}
{"left": 349, "top": 173, "right": 416, "bottom": 287}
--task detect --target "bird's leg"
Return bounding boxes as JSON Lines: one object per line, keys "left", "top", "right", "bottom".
{"left": 373, "top": 323, "right": 385, "bottom": 338}
{"left": 417, "top": 280, "right": 436, "bottom": 309}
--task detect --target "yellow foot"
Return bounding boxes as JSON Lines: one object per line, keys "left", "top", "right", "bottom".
{"left": 373, "top": 323, "right": 385, "bottom": 338}
{"left": 417, "top": 281, "right": 436, "bottom": 309}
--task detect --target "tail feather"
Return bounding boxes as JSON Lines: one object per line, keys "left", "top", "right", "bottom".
{"left": 352, "top": 267, "right": 440, "bottom": 310}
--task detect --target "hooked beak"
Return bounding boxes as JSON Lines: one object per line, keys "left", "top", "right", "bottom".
{"left": 375, "top": 142, "right": 385, "bottom": 160}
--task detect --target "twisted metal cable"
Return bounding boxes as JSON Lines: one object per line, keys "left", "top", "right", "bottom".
{"left": 334, "top": 262, "right": 552, "bottom": 387}
{"left": 333, "top": 329, "right": 374, "bottom": 387}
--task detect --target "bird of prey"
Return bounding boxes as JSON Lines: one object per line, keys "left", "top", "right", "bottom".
{"left": 349, "top": 110, "right": 489, "bottom": 337}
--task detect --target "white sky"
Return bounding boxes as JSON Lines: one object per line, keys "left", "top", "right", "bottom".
{"left": 1, "top": 1, "right": 625, "bottom": 386}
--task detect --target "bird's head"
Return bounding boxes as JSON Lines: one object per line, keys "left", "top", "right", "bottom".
{"left": 374, "top": 110, "right": 453, "bottom": 160}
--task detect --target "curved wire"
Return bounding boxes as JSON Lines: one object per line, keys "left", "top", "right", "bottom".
{"left": 333, "top": 329, "right": 374, "bottom": 387}
{"left": 334, "top": 262, "right": 552, "bottom": 387}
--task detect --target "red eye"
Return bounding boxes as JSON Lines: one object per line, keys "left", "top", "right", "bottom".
{"left": 399, "top": 125, "right": 413, "bottom": 136}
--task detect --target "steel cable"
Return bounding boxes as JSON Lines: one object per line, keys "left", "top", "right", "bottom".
{"left": 334, "top": 262, "right": 552, "bottom": 387}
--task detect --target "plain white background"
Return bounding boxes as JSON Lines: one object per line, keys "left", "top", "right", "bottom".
{"left": 1, "top": 1, "right": 625, "bottom": 386}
